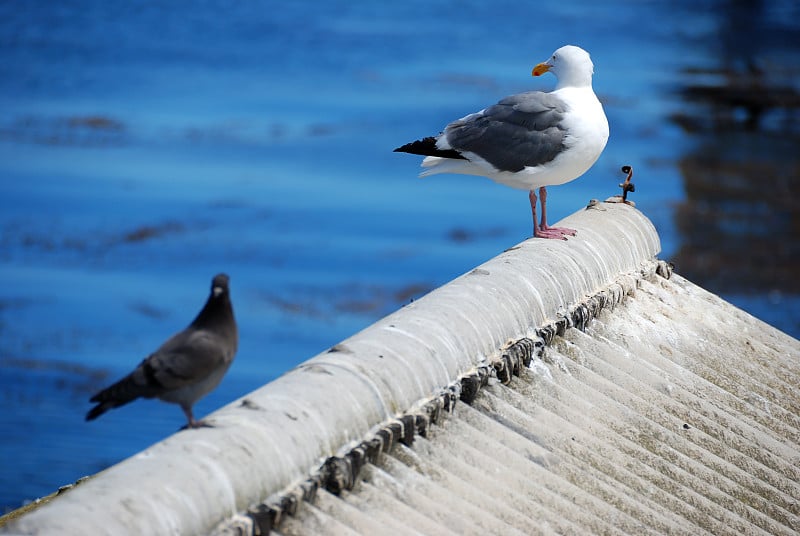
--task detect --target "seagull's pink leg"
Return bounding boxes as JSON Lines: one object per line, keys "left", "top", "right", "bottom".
{"left": 529, "top": 189, "right": 568, "bottom": 239}
{"left": 529, "top": 190, "right": 538, "bottom": 236}
{"left": 538, "top": 186, "right": 576, "bottom": 238}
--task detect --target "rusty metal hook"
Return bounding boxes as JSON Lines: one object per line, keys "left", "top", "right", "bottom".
{"left": 619, "top": 165, "right": 635, "bottom": 203}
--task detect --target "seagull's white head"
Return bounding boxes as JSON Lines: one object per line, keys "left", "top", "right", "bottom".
{"left": 532, "top": 45, "right": 595, "bottom": 89}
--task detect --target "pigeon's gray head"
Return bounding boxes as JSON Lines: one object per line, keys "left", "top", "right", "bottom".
{"left": 211, "top": 273, "right": 230, "bottom": 297}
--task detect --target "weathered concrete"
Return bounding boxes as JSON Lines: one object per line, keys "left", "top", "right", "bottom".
{"left": 269, "top": 272, "right": 800, "bottom": 535}
{"left": 6, "top": 201, "right": 797, "bottom": 535}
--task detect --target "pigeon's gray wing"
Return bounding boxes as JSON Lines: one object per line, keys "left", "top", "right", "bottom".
{"left": 86, "top": 328, "right": 232, "bottom": 420}
{"left": 443, "top": 91, "right": 568, "bottom": 173}
{"left": 139, "top": 328, "right": 232, "bottom": 392}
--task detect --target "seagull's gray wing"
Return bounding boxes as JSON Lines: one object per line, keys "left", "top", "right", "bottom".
{"left": 443, "top": 91, "right": 568, "bottom": 173}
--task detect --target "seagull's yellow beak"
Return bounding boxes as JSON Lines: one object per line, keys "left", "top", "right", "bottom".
{"left": 532, "top": 62, "right": 550, "bottom": 77}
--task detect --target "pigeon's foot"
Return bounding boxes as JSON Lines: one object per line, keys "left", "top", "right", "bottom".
{"left": 181, "top": 419, "right": 214, "bottom": 430}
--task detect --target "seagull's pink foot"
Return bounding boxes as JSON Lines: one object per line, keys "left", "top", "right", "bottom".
{"left": 542, "top": 225, "right": 577, "bottom": 237}
{"left": 534, "top": 226, "right": 570, "bottom": 240}
{"left": 533, "top": 229, "right": 567, "bottom": 240}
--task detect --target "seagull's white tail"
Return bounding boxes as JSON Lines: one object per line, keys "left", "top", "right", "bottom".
{"left": 419, "top": 156, "right": 477, "bottom": 178}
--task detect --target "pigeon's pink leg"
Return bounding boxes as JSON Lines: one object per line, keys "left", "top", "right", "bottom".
{"left": 529, "top": 189, "right": 570, "bottom": 240}
{"left": 538, "top": 186, "right": 576, "bottom": 238}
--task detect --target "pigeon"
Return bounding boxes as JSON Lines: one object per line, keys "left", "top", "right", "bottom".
{"left": 395, "top": 45, "right": 609, "bottom": 239}
{"left": 86, "top": 273, "right": 238, "bottom": 429}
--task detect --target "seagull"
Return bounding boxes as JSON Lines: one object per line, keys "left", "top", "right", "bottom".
{"left": 395, "top": 45, "right": 609, "bottom": 239}
{"left": 86, "top": 273, "right": 238, "bottom": 429}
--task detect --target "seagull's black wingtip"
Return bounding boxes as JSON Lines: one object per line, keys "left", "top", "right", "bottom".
{"left": 393, "top": 137, "right": 466, "bottom": 160}
{"left": 394, "top": 140, "right": 422, "bottom": 154}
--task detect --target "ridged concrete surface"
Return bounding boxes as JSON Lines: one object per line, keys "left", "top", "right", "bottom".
{"left": 276, "top": 274, "right": 800, "bottom": 535}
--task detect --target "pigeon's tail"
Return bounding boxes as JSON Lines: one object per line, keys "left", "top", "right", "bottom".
{"left": 85, "top": 401, "right": 112, "bottom": 421}
{"left": 85, "top": 376, "right": 145, "bottom": 421}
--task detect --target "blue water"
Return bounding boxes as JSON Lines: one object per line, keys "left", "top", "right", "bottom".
{"left": 1, "top": 0, "right": 798, "bottom": 512}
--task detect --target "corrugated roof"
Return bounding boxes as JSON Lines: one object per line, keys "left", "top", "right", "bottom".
{"left": 268, "top": 272, "right": 800, "bottom": 535}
